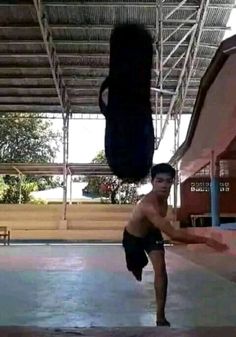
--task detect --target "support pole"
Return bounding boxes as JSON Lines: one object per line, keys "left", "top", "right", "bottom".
{"left": 154, "top": 1, "right": 159, "bottom": 146}
{"left": 33, "top": 0, "right": 72, "bottom": 221}
{"left": 62, "top": 114, "right": 69, "bottom": 220}
{"left": 69, "top": 169, "right": 73, "bottom": 205}
{"left": 154, "top": 0, "right": 164, "bottom": 147}
{"left": 67, "top": 166, "right": 73, "bottom": 205}
{"left": 158, "top": 0, "right": 163, "bottom": 134}
{"left": 210, "top": 151, "right": 220, "bottom": 227}
{"left": 13, "top": 166, "right": 23, "bottom": 204}
{"left": 173, "top": 162, "right": 179, "bottom": 222}
{"left": 19, "top": 174, "right": 22, "bottom": 204}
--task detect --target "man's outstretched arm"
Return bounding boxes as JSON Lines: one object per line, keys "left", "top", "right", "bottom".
{"left": 145, "top": 206, "right": 228, "bottom": 251}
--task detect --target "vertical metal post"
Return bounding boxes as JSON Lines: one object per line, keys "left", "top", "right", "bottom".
{"left": 33, "top": 0, "right": 72, "bottom": 220}
{"left": 62, "top": 114, "right": 69, "bottom": 220}
{"left": 174, "top": 116, "right": 178, "bottom": 154}
{"left": 173, "top": 116, "right": 177, "bottom": 217}
{"left": 172, "top": 115, "right": 179, "bottom": 220}
{"left": 13, "top": 167, "right": 23, "bottom": 204}
{"left": 173, "top": 164, "right": 179, "bottom": 221}
{"left": 210, "top": 151, "right": 220, "bottom": 227}
{"left": 154, "top": 0, "right": 164, "bottom": 146}
{"left": 155, "top": 1, "right": 159, "bottom": 146}
{"left": 69, "top": 173, "right": 73, "bottom": 205}
{"left": 19, "top": 174, "right": 22, "bottom": 204}
{"left": 158, "top": 0, "right": 163, "bottom": 134}
{"left": 118, "top": 184, "right": 121, "bottom": 205}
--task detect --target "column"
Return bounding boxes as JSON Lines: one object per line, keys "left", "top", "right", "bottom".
{"left": 210, "top": 151, "right": 220, "bottom": 227}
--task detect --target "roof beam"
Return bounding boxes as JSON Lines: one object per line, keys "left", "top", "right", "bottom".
{"left": 0, "top": 65, "right": 207, "bottom": 71}
{"left": 0, "top": 24, "right": 230, "bottom": 31}
{"left": 0, "top": 79, "right": 201, "bottom": 87}
{"left": 0, "top": 94, "right": 58, "bottom": 98}
{"left": 0, "top": 101, "right": 194, "bottom": 106}
{"left": 0, "top": 74, "right": 202, "bottom": 79}
{"left": 0, "top": 103, "right": 61, "bottom": 107}
{"left": 0, "top": 53, "right": 213, "bottom": 60}
{"left": 0, "top": 75, "right": 54, "bottom": 79}
{"left": 0, "top": 85, "right": 199, "bottom": 91}
{"left": 0, "top": 40, "right": 219, "bottom": 50}
{"left": 0, "top": 95, "right": 197, "bottom": 101}
{"left": 0, "top": 76, "right": 201, "bottom": 84}
{"left": 32, "top": 0, "right": 71, "bottom": 116}
{"left": 1, "top": 110, "right": 192, "bottom": 115}
{"left": 0, "top": 1, "right": 234, "bottom": 9}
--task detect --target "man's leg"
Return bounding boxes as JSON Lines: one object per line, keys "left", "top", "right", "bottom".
{"left": 148, "top": 250, "right": 170, "bottom": 326}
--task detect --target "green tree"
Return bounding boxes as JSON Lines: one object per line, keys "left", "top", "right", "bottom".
{"left": 0, "top": 113, "right": 60, "bottom": 163}
{"left": 0, "top": 177, "right": 6, "bottom": 199}
{"left": 85, "top": 150, "right": 138, "bottom": 204}
{"left": 0, "top": 176, "right": 38, "bottom": 204}
{"left": 0, "top": 113, "right": 62, "bottom": 203}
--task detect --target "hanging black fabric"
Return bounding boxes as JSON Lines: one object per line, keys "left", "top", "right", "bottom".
{"left": 99, "top": 24, "right": 154, "bottom": 183}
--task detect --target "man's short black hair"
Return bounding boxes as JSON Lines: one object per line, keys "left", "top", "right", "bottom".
{"left": 151, "top": 163, "right": 176, "bottom": 180}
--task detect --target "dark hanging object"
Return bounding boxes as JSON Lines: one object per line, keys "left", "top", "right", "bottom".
{"left": 99, "top": 23, "right": 154, "bottom": 183}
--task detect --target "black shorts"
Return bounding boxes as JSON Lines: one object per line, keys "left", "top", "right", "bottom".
{"left": 142, "top": 231, "right": 165, "bottom": 254}
{"left": 123, "top": 228, "right": 164, "bottom": 256}
{"left": 122, "top": 228, "right": 164, "bottom": 280}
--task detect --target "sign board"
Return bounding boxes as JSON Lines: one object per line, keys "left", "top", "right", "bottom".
{"left": 190, "top": 181, "right": 230, "bottom": 192}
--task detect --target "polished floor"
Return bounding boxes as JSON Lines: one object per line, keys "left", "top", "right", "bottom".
{"left": 0, "top": 244, "right": 235, "bottom": 334}
{"left": 0, "top": 326, "right": 236, "bottom": 337}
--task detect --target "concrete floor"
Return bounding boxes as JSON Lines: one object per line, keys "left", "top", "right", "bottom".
{"left": 0, "top": 326, "right": 236, "bottom": 337}
{"left": 0, "top": 244, "right": 235, "bottom": 333}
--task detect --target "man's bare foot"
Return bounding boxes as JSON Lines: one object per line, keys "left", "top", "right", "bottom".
{"left": 156, "top": 318, "right": 171, "bottom": 327}
{"left": 132, "top": 269, "right": 142, "bottom": 281}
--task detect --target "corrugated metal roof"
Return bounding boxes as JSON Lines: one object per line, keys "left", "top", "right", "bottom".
{"left": 0, "top": 0, "right": 235, "bottom": 119}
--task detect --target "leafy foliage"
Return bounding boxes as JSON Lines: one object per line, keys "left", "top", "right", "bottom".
{"left": 85, "top": 150, "right": 138, "bottom": 204}
{"left": 0, "top": 113, "right": 62, "bottom": 203}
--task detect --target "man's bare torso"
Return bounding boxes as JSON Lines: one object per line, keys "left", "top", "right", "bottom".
{"left": 126, "top": 191, "right": 168, "bottom": 237}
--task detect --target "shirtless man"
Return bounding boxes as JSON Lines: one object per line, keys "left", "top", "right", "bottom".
{"left": 122, "top": 163, "right": 228, "bottom": 326}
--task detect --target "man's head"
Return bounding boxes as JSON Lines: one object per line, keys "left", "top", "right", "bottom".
{"left": 151, "top": 163, "right": 175, "bottom": 198}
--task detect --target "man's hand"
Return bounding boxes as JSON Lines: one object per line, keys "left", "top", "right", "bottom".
{"left": 205, "top": 238, "right": 229, "bottom": 252}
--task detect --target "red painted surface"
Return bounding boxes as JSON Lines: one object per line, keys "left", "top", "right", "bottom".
{"left": 179, "top": 177, "right": 236, "bottom": 222}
